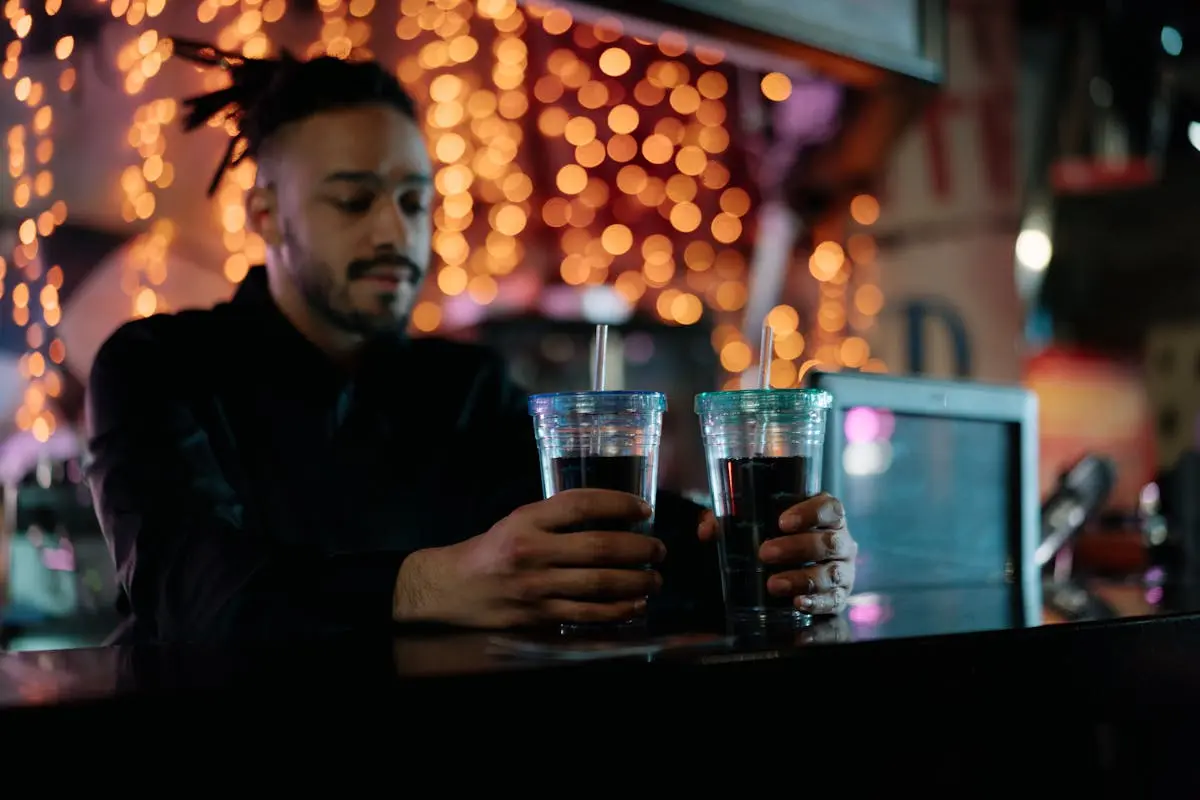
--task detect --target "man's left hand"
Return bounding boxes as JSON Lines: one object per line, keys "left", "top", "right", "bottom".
{"left": 697, "top": 493, "right": 856, "bottom": 615}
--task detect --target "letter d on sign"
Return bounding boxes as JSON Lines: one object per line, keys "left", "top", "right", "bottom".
{"left": 905, "top": 300, "right": 972, "bottom": 377}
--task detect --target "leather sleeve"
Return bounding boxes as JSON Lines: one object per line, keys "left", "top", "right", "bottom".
{"left": 85, "top": 320, "right": 407, "bottom": 644}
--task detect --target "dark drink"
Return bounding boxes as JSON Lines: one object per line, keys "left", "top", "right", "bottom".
{"left": 716, "top": 455, "right": 815, "bottom": 616}
{"left": 550, "top": 454, "right": 651, "bottom": 535}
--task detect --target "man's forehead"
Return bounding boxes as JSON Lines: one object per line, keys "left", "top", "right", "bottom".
{"left": 286, "top": 105, "right": 430, "bottom": 180}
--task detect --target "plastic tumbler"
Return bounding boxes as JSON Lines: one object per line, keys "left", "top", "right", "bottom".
{"left": 694, "top": 388, "right": 833, "bottom": 627}
{"left": 528, "top": 391, "right": 667, "bottom": 528}
{"left": 528, "top": 390, "right": 667, "bottom": 632}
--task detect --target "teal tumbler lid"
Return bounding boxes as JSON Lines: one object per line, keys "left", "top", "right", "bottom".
{"left": 694, "top": 388, "right": 833, "bottom": 416}
{"left": 529, "top": 390, "right": 668, "bottom": 417}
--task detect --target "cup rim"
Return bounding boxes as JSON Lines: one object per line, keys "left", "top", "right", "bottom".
{"left": 528, "top": 390, "right": 668, "bottom": 417}
{"left": 694, "top": 387, "right": 833, "bottom": 415}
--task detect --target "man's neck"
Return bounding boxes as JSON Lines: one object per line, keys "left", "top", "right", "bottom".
{"left": 266, "top": 270, "right": 365, "bottom": 369}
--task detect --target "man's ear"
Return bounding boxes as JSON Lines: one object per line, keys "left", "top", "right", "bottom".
{"left": 246, "top": 184, "right": 280, "bottom": 247}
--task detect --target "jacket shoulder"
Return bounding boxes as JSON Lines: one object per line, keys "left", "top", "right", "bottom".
{"left": 90, "top": 307, "right": 232, "bottom": 382}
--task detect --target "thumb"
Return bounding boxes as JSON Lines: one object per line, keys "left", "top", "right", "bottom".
{"left": 696, "top": 509, "right": 717, "bottom": 542}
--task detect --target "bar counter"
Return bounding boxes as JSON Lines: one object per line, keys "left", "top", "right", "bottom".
{"left": 3, "top": 587, "right": 1200, "bottom": 787}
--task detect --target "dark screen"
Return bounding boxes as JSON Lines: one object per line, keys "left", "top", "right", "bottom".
{"left": 839, "top": 409, "right": 1016, "bottom": 597}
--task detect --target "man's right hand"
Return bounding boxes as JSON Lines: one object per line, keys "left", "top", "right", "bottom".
{"left": 393, "top": 489, "right": 666, "bottom": 629}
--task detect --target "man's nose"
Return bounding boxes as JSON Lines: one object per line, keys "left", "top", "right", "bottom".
{"left": 372, "top": 197, "right": 410, "bottom": 248}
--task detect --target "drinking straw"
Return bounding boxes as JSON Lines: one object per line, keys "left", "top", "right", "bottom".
{"left": 757, "top": 324, "right": 774, "bottom": 390}
{"left": 592, "top": 324, "right": 609, "bottom": 392}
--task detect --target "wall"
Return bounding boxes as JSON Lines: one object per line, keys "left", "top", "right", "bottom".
{"left": 867, "top": 0, "right": 1023, "bottom": 383}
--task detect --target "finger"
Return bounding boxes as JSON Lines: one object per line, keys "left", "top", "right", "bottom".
{"left": 766, "top": 559, "right": 855, "bottom": 598}
{"left": 519, "top": 567, "right": 661, "bottom": 602}
{"left": 548, "top": 530, "right": 667, "bottom": 567}
{"left": 696, "top": 510, "right": 717, "bottom": 542}
{"left": 796, "top": 587, "right": 849, "bottom": 615}
{"left": 538, "top": 597, "right": 648, "bottom": 625}
{"left": 778, "top": 493, "right": 844, "bottom": 533}
{"left": 520, "top": 489, "right": 652, "bottom": 531}
{"left": 760, "top": 526, "right": 856, "bottom": 565}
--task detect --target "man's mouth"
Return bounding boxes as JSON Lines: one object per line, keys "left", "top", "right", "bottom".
{"left": 360, "top": 267, "right": 418, "bottom": 286}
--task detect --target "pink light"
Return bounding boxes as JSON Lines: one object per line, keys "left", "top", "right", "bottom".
{"left": 40, "top": 546, "right": 75, "bottom": 572}
{"left": 844, "top": 407, "right": 881, "bottom": 443}
{"left": 848, "top": 601, "right": 888, "bottom": 626}
{"left": 876, "top": 409, "right": 896, "bottom": 439}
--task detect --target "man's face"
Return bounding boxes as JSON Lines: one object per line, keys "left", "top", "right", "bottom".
{"left": 264, "top": 104, "right": 434, "bottom": 334}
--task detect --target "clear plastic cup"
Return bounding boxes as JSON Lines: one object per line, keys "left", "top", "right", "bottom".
{"left": 694, "top": 388, "right": 833, "bottom": 627}
{"left": 528, "top": 391, "right": 667, "bottom": 520}
{"left": 528, "top": 390, "right": 667, "bottom": 633}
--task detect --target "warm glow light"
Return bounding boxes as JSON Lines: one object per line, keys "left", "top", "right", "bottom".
{"left": 850, "top": 194, "right": 880, "bottom": 226}
{"left": 761, "top": 72, "right": 792, "bottom": 101}
{"left": 1, "top": 0, "right": 776, "bottom": 391}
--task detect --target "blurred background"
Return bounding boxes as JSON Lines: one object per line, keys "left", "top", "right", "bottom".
{"left": 2, "top": 0, "right": 1199, "bottom": 648}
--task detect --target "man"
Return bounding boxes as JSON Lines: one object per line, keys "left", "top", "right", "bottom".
{"left": 85, "top": 41, "right": 857, "bottom": 644}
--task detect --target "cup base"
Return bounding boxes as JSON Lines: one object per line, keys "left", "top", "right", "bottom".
{"left": 726, "top": 608, "right": 813, "bottom": 632}
{"left": 558, "top": 617, "right": 648, "bottom": 640}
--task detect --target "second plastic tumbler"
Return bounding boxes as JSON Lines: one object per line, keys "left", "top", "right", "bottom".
{"left": 694, "top": 388, "right": 833, "bottom": 626}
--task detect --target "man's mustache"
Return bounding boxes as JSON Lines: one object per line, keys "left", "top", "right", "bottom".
{"left": 348, "top": 255, "right": 423, "bottom": 281}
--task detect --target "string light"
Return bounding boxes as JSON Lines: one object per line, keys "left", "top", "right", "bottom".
{"left": 4, "top": 0, "right": 71, "bottom": 442}
{"left": 194, "top": 2, "right": 282, "bottom": 286}
{"left": 108, "top": 0, "right": 178, "bottom": 317}
{"left": 846, "top": 194, "right": 887, "bottom": 373}
{"left": 1, "top": 0, "right": 890, "bottom": 413}
{"left": 119, "top": 98, "right": 177, "bottom": 318}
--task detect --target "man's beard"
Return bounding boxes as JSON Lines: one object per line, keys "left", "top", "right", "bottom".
{"left": 282, "top": 224, "right": 407, "bottom": 337}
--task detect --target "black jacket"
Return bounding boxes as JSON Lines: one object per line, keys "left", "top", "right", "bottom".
{"left": 85, "top": 266, "right": 720, "bottom": 643}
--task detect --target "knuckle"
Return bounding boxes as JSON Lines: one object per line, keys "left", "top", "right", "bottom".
{"left": 586, "top": 533, "right": 617, "bottom": 562}
{"left": 828, "top": 562, "right": 845, "bottom": 588}
{"left": 571, "top": 489, "right": 601, "bottom": 516}
{"left": 638, "top": 538, "right": 661, "bottom": 563}
{"left": 584, "top": 570, "right": 612, "bottom": 598}
{"left": 504, "top": 532, "right": 539, "bottom": 567}
{"left": 513, "top": 499, "right": 545, "bottom": 520}
{"left": 600, "top": 601, "right": 636, "bottom": 622}
{"left": 499, "top": 608, "right": 532, "bottom": 628}
{"left": 511, "top": 574, "right": 544, "bottom": 603}
{"left": 642, "top": 569, "right": 662, "bottom": 593}
{"left": 564, "top": 602, "right": 600, "bottom": 624}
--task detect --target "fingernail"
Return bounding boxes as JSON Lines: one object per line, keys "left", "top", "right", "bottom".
{"left": 778, "top": 514, "right": 798, "bottom": 532}
{"left": 797, "top": 596, "right": 814, "bottom": 610}
{"left": 655, "top": 540, "right": 668, "bottom": 561}
{"left": 638, "top": 500, "right": 653, "bottom": 516}
{"left": 633, "top": 598, "right": 648, "bottom": 614}
{"left": 818, "top": 500, "right": 844, "bottom": 526}
{"left": 760, "top": 543, "right": 781, "bottom": 562}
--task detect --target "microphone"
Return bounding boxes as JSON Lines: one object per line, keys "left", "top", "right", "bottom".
{"left": 1036, "top": 455, "right": 1117, "bottom": 568}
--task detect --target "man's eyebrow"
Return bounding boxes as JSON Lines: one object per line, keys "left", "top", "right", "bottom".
{"left": 321, "top": 171, "right": 433, "bottom": 186}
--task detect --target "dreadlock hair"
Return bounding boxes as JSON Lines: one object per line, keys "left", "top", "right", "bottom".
{"left": 171, "top": 38, "right": 418, "bottom": 197}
